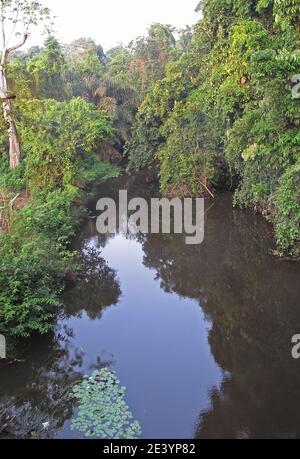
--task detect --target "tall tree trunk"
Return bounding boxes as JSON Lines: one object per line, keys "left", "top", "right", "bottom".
{"left": 0, "top": 64, "right": 21, "bottom": 168}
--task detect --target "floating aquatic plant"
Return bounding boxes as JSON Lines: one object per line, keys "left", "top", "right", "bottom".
{"left": 71, "top": 369, "right": 141, "bottom": 439}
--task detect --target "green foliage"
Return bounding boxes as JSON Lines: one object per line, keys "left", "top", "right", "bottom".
{"left": 0, "top": 190, "right": 19, "bottom": 232}
{"left": 273, "top": 160, "right": 300, "bottom": 257}
{"left": 129, "top": 23, "right": 179, "bottom": 93}
{"left": 94, "top": 76, "right": 140, "bottom": 148}
{"left": 127, "top": 0, "right": 300, "bottom": 255}
{"left": 63, "top": 38, "right": 106, "bottom": 100}
{"left": 7, "top": 59, "right": 33, "bottom": 100}
{"left": 126, "top": 56, "right": 194, "bottom": 173}
{"left": 157, "top": 95, "right": 215, "bottom": 196}
{"left": 0, "top": 27, "right": 123, "bottom": 338}
{"left": 273, "top": 0, "right": 300, "bottom": 30}
{"left": 0, "top": 155, "right": 25, "bottom": 192}
{"left": 1, "top": 0, "right": 299, "bottom": 344}
{"left": 0, "top": 157, "right": 118, "bottom": 337}
{"left": 0, "top": 89, "right": 117, "bottom": 338}
{"left": 28, "top": 36, "right": 67, "bottom": 100}
{"left": 71, "top": 369, "right": 142, "bottom": 439}
{"left": 0, "top": 188, "right": 80, "bottom": 337}
{"left": 80, "top": 156, "right": 120, "bottom": 189}
{"left": 18, "top": 98, "right": 113, "bottom": 193}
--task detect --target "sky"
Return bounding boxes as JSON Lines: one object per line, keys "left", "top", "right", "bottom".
{"left": 26, "top": 0, "right": 200, "bottom": 50}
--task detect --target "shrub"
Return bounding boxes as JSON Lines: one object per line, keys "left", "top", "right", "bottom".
{"left": 0, "top": 189, "right": 80, "bottom": 337}
{"left": 273, "top": 160, "right": 300, "bottom": 257}
{"left": 19, "top": 98, "right": 114, "bottom": 193}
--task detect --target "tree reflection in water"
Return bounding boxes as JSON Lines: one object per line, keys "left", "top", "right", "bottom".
{"left": 136, "top": 193, "right": 300, "bottom": 439}
{"left": 83, "top": 175, "right": 300, "bottom": 439}
{"left": 63, "top": 245, "right": 121, "bottom": 320}
{"left": 0, "top": 247, "right": 121, "bottom": 439}
{"left": 1, "top": 175, "right": 300, "bottom": 439}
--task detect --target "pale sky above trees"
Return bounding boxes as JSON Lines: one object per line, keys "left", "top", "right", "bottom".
{"left": 28, "top": 0, "right": 199, "bottom": 50}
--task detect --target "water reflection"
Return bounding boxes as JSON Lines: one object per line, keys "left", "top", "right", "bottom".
{"left": 0, "top": 331, "right": 117, "bottom": 439}
{"left": 0, "top": 246, "right": 121, "bottom": 439}
{"left": 73, "top": 175, "right": 300, "bottom": 438}
{"left": 63, "top": 246, "right": 121, "bottom": 320}
{"left": 135, "top": 190, "right": 300, "bottom": 439}
{"left": 0, "top": 174, "right": 300, "bottom": 439}
{"left": 0, "top": 331, "right": 82, "bottom": 438}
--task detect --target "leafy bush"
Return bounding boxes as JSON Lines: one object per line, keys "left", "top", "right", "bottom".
{"left": 0, "top": 236, "right": 63, "bottom": 337}
{"left": 0, "top": 155, "right": 26, "bottom": 192}
{"left": 126, "top": 0, "right": 300, "bottom": 256}
{"left": 18, "top": 98, "right": 114, "bottom": 193}
{"left": 0, "top": 189, "right": 80, "bottom": 337}
{"left": 0, "top": 82, "right": 121, "bottom": 337}
{"left": 0, "top": 158, "right": 119, "bottom": 337}
{"left": 80, "top": 155, "right": 119, "bottom": 190}
{"left": 273, "top": 160, "right": 300, "bottom": 257}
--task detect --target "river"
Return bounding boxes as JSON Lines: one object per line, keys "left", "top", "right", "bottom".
{"left": 0, "top": 174, "right": 300, "bottom": 439}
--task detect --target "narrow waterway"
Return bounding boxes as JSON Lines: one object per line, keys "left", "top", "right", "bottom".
{"left": 1, "top": 175, "right": 300, "bottom": 439}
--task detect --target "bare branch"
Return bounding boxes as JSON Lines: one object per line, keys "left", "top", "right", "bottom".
{"left": 7, "top": 1, "right": 21, "bottom": 48}
{"left": 0, "top": 0, "right": 6, "bottom": 52}
{"left": 7, "top": 32, "right": 28, "bottom": 53}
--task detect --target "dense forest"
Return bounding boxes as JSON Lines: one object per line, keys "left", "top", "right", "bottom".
{"left": 0, "top": 0, "right": 299, "bottom": 339}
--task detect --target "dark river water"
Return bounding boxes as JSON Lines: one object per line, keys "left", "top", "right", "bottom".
{"left": 1, "top": 175, "right": 300, "bottom": 439}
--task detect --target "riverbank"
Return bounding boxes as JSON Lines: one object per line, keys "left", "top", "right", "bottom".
{"left": 0, "top": 160, "right": 119, "bottom": 340}
{"left": 1, "top": 174, "right": 300, "bottom": 439}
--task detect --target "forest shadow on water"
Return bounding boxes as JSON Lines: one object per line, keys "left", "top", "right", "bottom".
{"left": 0, "top": 175, "right": 300, "bottom": 439}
